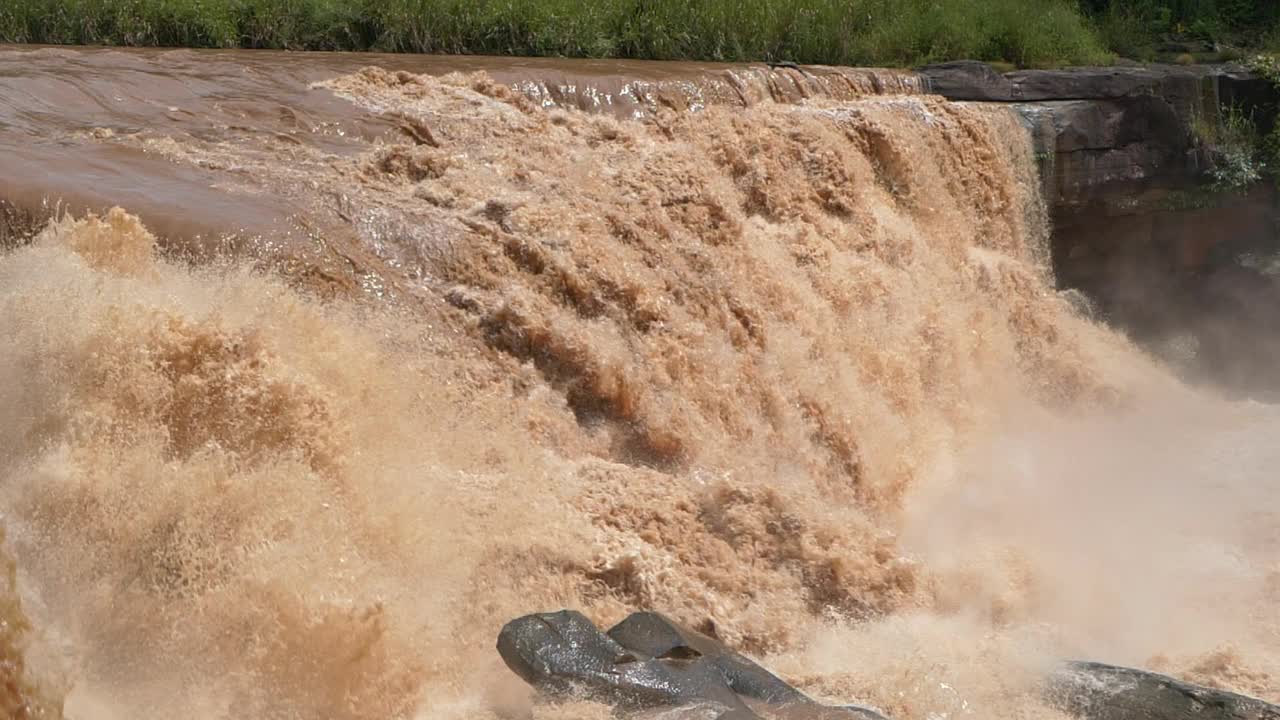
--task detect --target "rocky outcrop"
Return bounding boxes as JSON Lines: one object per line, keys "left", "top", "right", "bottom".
{"left": 497, "top": 610, "right": 887, "bottom": 720}
{"left": 924, "top": 60, "right": 1264, "bottom": 102}
{"left": 921, "top": 60, "right": 1272, "bottom": 215}
{"left": 923, "top": 61, "right": 1280, "bottom": 395}
{"left": 1048, "top": 661, "right": 1280, "bottom": 720}
{"left": 497, "top": 610, "right": 1280, "bottom": 720}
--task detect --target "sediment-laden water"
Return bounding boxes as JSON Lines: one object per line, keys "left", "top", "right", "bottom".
{"left": 0, "top": 46, "right": 1275, "bottom": 720}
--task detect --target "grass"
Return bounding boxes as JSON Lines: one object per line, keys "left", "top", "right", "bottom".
{"left": 4, "top": 0, "right": 1280, "bottom": 68}
{"left": 0, "top": 0, "right": 1112, "bottom": 68}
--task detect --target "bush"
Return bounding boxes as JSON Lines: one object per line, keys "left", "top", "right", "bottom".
{"left": 1090, "top": 5, "right": 1159, "bottom": 60}
{"left": 1083, "top": 0, "right": 1280, "bottom": 57}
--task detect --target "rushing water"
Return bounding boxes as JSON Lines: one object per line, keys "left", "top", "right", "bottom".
{"left": 0, "top": 46, "right": 1276, "bottom": 720}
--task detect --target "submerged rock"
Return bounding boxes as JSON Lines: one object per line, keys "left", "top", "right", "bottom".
{"left": 497, "top": 610, "right": 887, "bottom": 720}
{"left": 1048, "top": 660, "right": 1280, "bottom": 720}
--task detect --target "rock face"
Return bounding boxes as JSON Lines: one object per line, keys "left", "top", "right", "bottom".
{"left": 923, "top": 60, "right": 1265, "bottom": 102}
{"left": 496, "top": 610, "right": 887, "bottom": 720}
{"left": 1048, "top": 661, "right": 1280, "bottom": 720}
{"left": 922, "top": 61, "right": 1280, "bottom": 395}
{"left": 921, "top": 60, "right": 1273, "bottom": 228}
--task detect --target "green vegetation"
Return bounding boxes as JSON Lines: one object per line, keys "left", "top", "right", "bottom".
{"left": 2, "top": 0, "right": 1280, "bottom": 68}
{"left": 1202, "top": 105, "right": 1264, "bottom": 192}
{"left": 1246, "top": 53, "right": 1280, "bottom": 183}
{"left": 1084, "top": 1, "right": 1280, "bottom": 61}
{"left": 0, "top": 0, "right": 1108, "bottom": 67}
{"left": 1182, "top": 53, "right": 1280, "bottom": 194}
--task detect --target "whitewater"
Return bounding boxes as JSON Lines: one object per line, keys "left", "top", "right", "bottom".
{"left": 0, "top": 47, "right": 1275, "bottom": 720}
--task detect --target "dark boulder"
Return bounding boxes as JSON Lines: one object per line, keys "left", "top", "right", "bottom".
{"left": 497, "top": 610, "right": 887, "bottom": 720}
{"left": 496, "top": 609, "right": 751, "bottom": 715}
{"left": 1048, "top": 660, "right": 1280, "bottom": 720}
{"left": 607, "top": 612, "right": 810, "bottom": 707}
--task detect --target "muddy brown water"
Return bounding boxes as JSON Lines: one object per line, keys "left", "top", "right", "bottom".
{"left": 0, "top": 45, "right": 1275, "bottom": 720}
{"left": 0, "top": 46, "right": 921, "bottom": 251}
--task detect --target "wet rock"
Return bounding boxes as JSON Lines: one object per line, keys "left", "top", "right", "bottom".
{"left": 1048, "top": 660, "right": 1280, "bottom": 720}
{"left": 919, "top": 60, "right": 1014, "bottom": 101}
{"left": 607, "top": 612, "right": 809, "bottom": 706}
{"left": 497, "top": 610, "right": 750, "bottom": 716}
{"left": 497, "top": 610, "right": 887, "bottom": 720}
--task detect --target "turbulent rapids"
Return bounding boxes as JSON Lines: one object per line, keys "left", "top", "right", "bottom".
{"left": 0, "top": 47, "right": 1276, "bottom": 720}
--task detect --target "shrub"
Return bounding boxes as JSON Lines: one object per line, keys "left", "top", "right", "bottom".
{"left": 1083, "top": 0, "right": 1280, "bottom": 57}
{"left": 1244, "top": 54, "right": 1280, "bottom": 188}
{"left": 1206, "top": 105, "right": 1263, "bottom": 193}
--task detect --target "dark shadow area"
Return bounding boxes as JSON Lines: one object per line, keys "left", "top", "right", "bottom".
{"left": 1052, "top": 183, "right": 1280, "bottom": 400}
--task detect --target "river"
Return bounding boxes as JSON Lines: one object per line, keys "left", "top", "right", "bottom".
{"left": 0, "top": 45, "right": 1275, "bottom": 720}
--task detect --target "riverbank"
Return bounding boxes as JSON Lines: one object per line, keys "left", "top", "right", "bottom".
{"left": 0, "top": 0, "right": 1112, "bottom": 68}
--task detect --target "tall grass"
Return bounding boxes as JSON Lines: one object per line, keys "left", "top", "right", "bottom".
{"left": 0, "top": 0, "right": 1111, "bottom": 68}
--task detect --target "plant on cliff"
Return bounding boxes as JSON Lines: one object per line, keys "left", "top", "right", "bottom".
{"left": 1243, "top": 54, "right": 1280, "bottom": 188}
{"left": 1187, "top": 54, "right": 1280, "bottom": 194}
{"left": 1247, "top": 53, "right": 1280, "bottom": 85}
{"left": 1203, "top": 105, "right": 1264, "bottom": 193}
